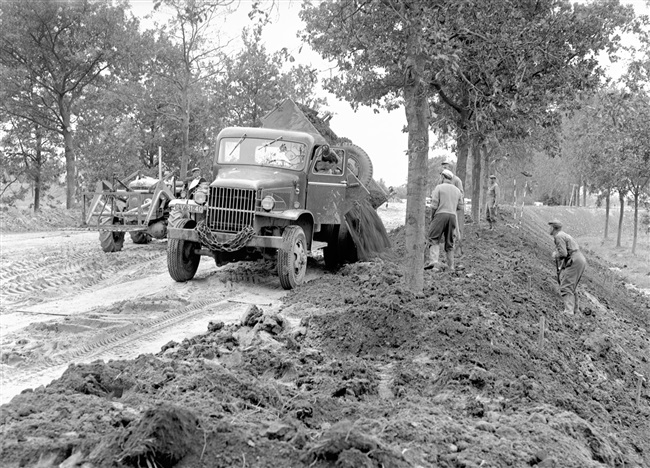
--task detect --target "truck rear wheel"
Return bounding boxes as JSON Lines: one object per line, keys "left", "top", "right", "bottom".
{"left": 339, "top": 221, "right": 358, "bottom": 263}
{"left": 167, "top": 219, "right": 200, "bottom": 282}
{"left": 277, "top": 226, "right": 307, "bottom": 290}
{"left": 342, "top": 143, "right": 373, "bottom": 187}
{"left": 130, "top": 231, "right": 151, "bottom": 244}
{"left": 323, "top": 225, "right": 340, "bottom": 270}
{"left": 99, "top": 231, "right": 125, "bottom": 253}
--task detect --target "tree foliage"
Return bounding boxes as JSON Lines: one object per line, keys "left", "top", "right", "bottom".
{"left": 300, "top": 0, "right": 635, "bottom": 293}
{"left": 0, "top": 0, "right": 142, "bottom": 208}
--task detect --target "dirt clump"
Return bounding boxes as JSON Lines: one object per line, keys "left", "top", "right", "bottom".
{"left": 1, "top": 216, "right": 649, "bottom": 467}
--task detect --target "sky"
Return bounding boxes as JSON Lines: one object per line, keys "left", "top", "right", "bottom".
{"left": 130, "top": 0, "right": 649, "bottom": 187}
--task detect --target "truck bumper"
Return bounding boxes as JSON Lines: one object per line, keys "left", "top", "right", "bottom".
{"left": 168, "top": 227, "right": 284, "bottom": 249}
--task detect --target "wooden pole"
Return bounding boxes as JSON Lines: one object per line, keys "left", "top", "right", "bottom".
{"left": 158, "top": 146, "right": 163, "bottom": 180}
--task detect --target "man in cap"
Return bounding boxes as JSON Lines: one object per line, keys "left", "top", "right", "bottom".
{"left": 486, "top": 175, "right": 500, "bottom": 229}
{"left": 315, "top": 145, "right": 341, "bottom": 174}
{"left": 549, "top": 219, "right": 587, "bottom": 315}
{"left": 425, "top": 169, "right": 463, "bottom": 272}
{"left": 438, "top": 161, "right": 465, "bottom": 255}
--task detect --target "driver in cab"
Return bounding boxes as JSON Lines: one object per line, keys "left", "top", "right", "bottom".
{"left": 314, "top": 145, "right": 341, "bottom": 175}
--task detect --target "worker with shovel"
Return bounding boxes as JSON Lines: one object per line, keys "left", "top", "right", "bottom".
{"left": 439, "top": 161, "right": 465, "bottom": 256}
{"left": 549, "top": 219, "right": 587, "bottom": 315}
{"left": 425, "top": 169, "right": 463, "bottom": 272}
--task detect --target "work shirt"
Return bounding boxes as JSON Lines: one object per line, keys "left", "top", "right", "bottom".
{"left": 553, "top": 230, "right": 580, "bottom": 259}
{"left": 437, "top": 174, "right": 464, "bottom": 205}
{"left": 430, "top": 182, "right": 462, "bottom": 215}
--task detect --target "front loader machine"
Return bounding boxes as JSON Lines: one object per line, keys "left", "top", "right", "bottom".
{"left": 84, "top": 172, "right": 179, "bottom": 253}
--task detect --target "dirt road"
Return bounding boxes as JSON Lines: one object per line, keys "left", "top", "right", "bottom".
{"left": 0, "top": 230, "right": 319, "bottom": 405}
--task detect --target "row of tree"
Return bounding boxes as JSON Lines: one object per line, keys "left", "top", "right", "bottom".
{"left": 299, "top": 0, "right": 650, "bottom": 291}
{"left": 0, "top": 0, "right": 322, "bottom": 210}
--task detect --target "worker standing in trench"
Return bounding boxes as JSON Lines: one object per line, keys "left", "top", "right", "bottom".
{"left": 425, "top": 169, "right": 463, "bottom": 272}
{"left": 549, "top": 219, "right": 587, "bottom": 315}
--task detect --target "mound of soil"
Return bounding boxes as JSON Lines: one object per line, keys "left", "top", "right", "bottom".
{"left": 1, "top": 215, "right": 649, "bottom": 467}
{"left": 0, "top": 205, "right": 84, "bottom": 233}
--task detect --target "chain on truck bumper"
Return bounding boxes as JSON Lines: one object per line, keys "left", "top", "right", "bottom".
{"left": 167, "top": 225, "right": 284, "bottom": 250}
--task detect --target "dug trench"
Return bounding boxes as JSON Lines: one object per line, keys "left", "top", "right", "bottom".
{"left": 1, "top": 210, "right": 649, "bottom": 468}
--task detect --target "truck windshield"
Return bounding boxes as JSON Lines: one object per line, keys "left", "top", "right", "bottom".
{"left": 218, "top": 136, "right": 307, "bottom": 171}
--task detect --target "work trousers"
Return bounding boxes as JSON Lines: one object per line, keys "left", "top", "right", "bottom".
{"left": 427, "top": 212, "right": 456, "bottom": 252}
{"left": 486, "top": 204, "right": 498, "bottom": 225}
{"left": 560, "top": 251, "right": 587, "bottom": 313}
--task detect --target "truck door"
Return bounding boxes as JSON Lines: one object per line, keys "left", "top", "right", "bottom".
{"left": 306, "top": 149, "right": 346, "bottom": 224}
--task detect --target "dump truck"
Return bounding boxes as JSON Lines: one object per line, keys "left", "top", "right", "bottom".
{"left": 83, "top": 170, "right": 180, "bottom": 252}
{"left": 166, "top": 99, "right": 384, "bottom": 289}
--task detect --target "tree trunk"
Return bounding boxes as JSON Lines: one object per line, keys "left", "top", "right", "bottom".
{"left": 471, "top": 138, "right": 482, "bottom": 222}
{"left": 582, "top": 182, "right": 587, "bottom": 207}
{"left": 33, "top": 129, "right": 43, "bottom": 213}
{"left": 632, "top": 189, "right": 638, "bottom": 254}
{"left": 576, "top": 182, "right": 580, "bottom": 207}
{"left": 604, "top": 189, "right": 610, "bottom": 239}
{"left": 481, "top": 143, "right": 489, "bottom": 220}
{"left": 616, "top": 191, "right": 624, "bottom": 248}
{"left": 62, "top": 108, "right": 76, "bottom": 209}
{"left": 402, "top": 55, "right": 429, "bottom": 294}
{"left": 181, "top": 91, "right": 191, "bottom": 179}
{"left": 456, "top": 129, "right": 469, "bottom": 188}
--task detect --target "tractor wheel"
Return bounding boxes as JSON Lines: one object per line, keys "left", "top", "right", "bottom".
{"left": 130, "top": 231, "right": 151, "bottom": 244}
{"left": 167, "top": 209, "right": 184, "bottom": 228}
{"left": 342, "top": 143, "right": 373, "bottom": 187}
{"left": 167, "top": 218, "right": 200, "bottom": 282}
{"left": 99, "top": 231, "right": 125, "bottom": 253}
{"left": 277, "top": 226, "right": 308, "bottom": 290}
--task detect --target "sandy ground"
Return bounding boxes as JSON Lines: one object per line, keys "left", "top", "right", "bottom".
{"left": 0, "top": 230, "right": 319, "bottom": 405}
{"left": 1, "top": 202, "right": 649, "bottom": 468}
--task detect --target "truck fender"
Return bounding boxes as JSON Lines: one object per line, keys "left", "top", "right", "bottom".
{"left": 259, "top": 209, "right": 312, "bottom": 221}
{"left": 260, "top": 210, "right": 315, "bottom": 249}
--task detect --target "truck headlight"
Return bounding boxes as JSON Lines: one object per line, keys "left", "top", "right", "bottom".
{"left": 193, "top": 182, "right": 210, "bottom": 205}
{"left": 194, "top": 191, "right": 207, "bottom": 204}
{"left": 261, "top": 195, "right": 275, "bottom": 211}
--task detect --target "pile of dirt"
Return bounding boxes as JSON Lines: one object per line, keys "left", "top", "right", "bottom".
{"left": 1, "top": 216, "right": 649, "bottom": 467}
{"left": 0, "top": 205, "right": 84, "bottom": 233}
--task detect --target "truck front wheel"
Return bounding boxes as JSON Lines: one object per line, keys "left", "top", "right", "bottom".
{"left": 277, "top": 226, "right": 307, "bottom": 290}
{"left": 167, "top": 219, "right": 200, "bottom": 282}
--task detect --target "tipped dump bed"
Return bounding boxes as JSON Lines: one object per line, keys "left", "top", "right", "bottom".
{"left": 261, "top": 99, "right": 330, "bottom": 146}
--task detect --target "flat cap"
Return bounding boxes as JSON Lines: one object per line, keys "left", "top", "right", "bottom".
{"left": 441, "top": 169, "right": 454, "bottom": 180}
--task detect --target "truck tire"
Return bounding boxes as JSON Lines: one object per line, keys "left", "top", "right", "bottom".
{"left": 130, "top": 231, "right": 151, "bottom": 244}
{"left": 323, "top": 225, "right": 341, "bottom": 270}
{"left": 167, "top": 219, "right": 200, "bottom": 282}
{"left": 277, "top": 226, "right": 308, "bottom": 290}
{"left": 339, "top": 221, "right": 358, "bottom": 263}
{"left": 342, "top": 143, "right": 373, "bottom": 187}
{"left": 99, "top": 231, "right": 125, "bottom": 253}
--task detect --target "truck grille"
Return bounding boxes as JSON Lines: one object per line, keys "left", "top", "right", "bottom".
{"left": 205, "top": 187, "right": 256, "bottom": 233}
